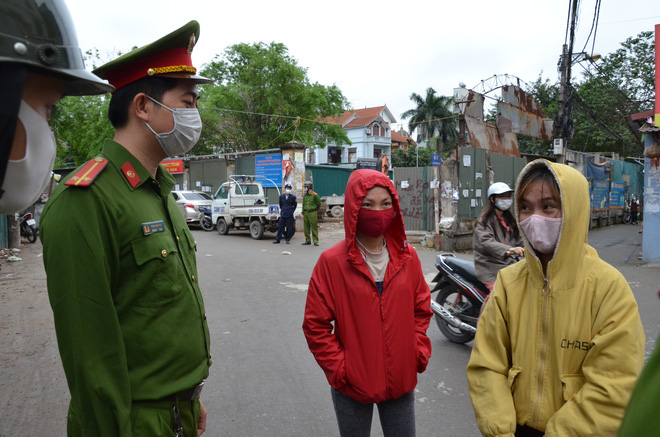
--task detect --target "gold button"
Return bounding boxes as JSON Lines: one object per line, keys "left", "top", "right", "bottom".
{"left": 176, "top": 236, "right": 180, "bottom": 242}
{"left": 161, "top": 250, "right": 167, "bottom": 258}
{"left": 204, "top": 313, "right": 207, "bottom": 320}
{"left": 147, "top": 68, "right": 155, "bottom": 76}
{"left": 192, "top": 275, "right": 196, "bottom": 282}
{"left": 194, "top": 241, "right": 198, "bottom": 247}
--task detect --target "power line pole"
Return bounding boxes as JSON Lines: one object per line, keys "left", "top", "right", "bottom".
{"left": 554, "top": 0, "right": 580, "bottom": 163}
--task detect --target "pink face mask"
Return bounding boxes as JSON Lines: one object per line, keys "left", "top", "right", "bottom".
{"left": 519, "top": 214, "right": 562, "bottom": 255}
{"left": 357, "top": 208, "right": 396, "bottom": 238}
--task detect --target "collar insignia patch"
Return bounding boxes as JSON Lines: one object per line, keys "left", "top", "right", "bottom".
{"left": 121, "top": 162, "right": 141, "bottom": 188}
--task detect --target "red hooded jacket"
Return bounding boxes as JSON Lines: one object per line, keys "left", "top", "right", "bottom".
{"left": 302, "top": 169, "right": 433, "bottom": 403}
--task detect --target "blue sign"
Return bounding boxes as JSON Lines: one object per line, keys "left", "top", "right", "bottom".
{"left": 255, "top": 153, "right": 282, "bottom": 188}
{"left": 432, "top": 154, "right": 442, "bottom": 167}
{"left": 590, "top": 180, "right": 609, "bottom": 209}
{"left": 610, "top": 182, "right": 625, "bottom": 208}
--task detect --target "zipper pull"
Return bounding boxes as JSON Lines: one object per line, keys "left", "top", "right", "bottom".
{"left": 542, "top": 278, "right": 551, "bottom": 296}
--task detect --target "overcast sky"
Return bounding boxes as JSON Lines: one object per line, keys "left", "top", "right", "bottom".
{"left": 66, "top": 0, "right": 657, "bottom": 132}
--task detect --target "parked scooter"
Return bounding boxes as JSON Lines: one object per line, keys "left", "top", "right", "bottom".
{"left": 430, "top": 254, "right": 485, "bottom": 343}
{"left": 198, "top": 206, "right": 214, "bottom": 231}
{"left": 20, "top": 212, "right": 38, "bottom": 243}
{"left": 431, "top": 251, "right": 522, "bottom": 343}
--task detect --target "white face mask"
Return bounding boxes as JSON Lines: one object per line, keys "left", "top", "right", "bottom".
{"left": 519, "top": 214, "right": 562, "bottom": 255}
{"left": 495, "top": 198, "right": 513, "bottom": 211}
{"left": 0, "top": 100, "right": 56, "bottom": 214}
{"left": 144, "top": 96, "right": 202, "bottom": 157}
{"left": 285, "top": 189, "right": 291, "bottom": 194}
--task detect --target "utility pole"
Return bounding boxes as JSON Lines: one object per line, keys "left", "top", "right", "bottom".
{"left": 554, "top": 0, "right": 579, "bottom": 163}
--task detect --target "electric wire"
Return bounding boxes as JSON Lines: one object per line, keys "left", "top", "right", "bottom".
{"left": 590, "top": 0, "right": 601, "bottom": 56}
{"left": 564, "top": 0, "right": 572, "bottom": 45}
{"left": 570, "top": 86, "right": 637, "bottom": 154}
{"left": 579, "top": 0, "right": 601, "bottom": 56}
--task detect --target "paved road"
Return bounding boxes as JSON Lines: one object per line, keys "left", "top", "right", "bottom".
{"left": 195, "top": 221, "right": 658, "bottom": 437}
{"left": 0, "top": 221, "right": 657, "bottom": 436}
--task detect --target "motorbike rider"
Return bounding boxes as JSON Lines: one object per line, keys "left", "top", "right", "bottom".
{"left": 473, "top": 182, "right": 524, "bottom": 292}
{"left": 467, "top": 160, "right": 645, "bottom": 436}
{"left": 0, "top": 0, "right": 114, "bottom": 214}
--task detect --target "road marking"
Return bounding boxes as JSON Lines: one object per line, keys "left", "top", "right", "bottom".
{"left": 279, "top": 282, "right": 308, "bottom": 292}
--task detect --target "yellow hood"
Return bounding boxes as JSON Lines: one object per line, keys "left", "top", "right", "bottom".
{"left": 515, "top": 160, "right": 591, "bottom": 290}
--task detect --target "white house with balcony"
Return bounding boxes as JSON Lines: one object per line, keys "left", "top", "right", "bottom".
{"left": 306, "top": 105, "right": 396, "bottom": 165}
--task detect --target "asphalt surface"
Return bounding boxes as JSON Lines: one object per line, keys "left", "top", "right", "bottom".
{"left": 0, "top": 221, "right": 657, "bottom": 436}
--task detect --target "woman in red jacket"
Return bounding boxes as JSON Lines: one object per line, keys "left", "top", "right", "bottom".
{"left": 302, "top": 169, "right": 433, "bottom": 437}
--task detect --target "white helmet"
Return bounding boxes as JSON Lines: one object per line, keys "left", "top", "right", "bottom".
{"left": 487, "top": 182, "right": 513, "bottom": 199}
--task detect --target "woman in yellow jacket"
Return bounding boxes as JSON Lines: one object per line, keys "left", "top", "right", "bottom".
{"left": 467, "top": 160, "right": 645, "bottom": 437}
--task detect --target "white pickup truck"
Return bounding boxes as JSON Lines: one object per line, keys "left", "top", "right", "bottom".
{"left": 211, "top": 176, "right": 280, "bottom": 240}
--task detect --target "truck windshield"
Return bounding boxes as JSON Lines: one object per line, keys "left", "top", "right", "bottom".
{"left": 216, "top": 186, "right": 229, "bottom": 199}
{"left": 236, "top": 184, "right": 260, "bottom": 195}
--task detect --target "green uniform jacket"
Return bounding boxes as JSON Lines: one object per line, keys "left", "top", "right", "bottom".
{"left": 467, "top": 160, "right": 645, "bottom": 436}
{"left": 41, "top": 139, "right": 211, "bottom": 436}
{"left": 302, "top": 191, "right": 321, "bottom": 213}
{"left": 618, "top": 339, "right": 660, "bottom": 436}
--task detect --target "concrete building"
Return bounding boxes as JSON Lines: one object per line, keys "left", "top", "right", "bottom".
{"left": 306, "top": 106, "right": 396, "bottom": 165}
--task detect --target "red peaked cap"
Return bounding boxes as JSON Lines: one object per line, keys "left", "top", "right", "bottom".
{"left": 92, "top": 20, "right": 212, "bottom": 91}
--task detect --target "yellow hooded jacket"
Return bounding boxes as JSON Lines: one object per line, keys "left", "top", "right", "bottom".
{"left": 467, "top": 160, "right": 645, "bottom": 436}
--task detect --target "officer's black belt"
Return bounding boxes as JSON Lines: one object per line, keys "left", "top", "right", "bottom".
{"left": 158, "top": 380, "right": 205, "bottom": 403}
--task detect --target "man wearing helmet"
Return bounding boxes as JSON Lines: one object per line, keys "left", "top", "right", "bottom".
{"left": 0, "top": 0, "right": 114, "bottom": 214}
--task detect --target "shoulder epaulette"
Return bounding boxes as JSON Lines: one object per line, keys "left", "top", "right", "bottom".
{"left": 65, "top": 157, "right": 108, "bottom": 187}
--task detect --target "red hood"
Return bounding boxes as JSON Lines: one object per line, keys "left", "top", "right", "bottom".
{"left": 344, "top": 169, "right": 409, "bottom": 265}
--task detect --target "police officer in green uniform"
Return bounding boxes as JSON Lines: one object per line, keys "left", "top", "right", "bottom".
{"left": 0, "top": 0, "right": 114, "bottom": 214}
{"left": 301, "top": 180, "right": 322, "bottom": 246}
{"left": 40, "top": 21, "right": 212, "bottom": 437}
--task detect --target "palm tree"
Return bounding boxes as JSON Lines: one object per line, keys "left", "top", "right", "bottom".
{"left": 401, "top": 87, "right": 458, "bottom": 153}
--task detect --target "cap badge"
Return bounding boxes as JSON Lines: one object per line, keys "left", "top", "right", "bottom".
{"left": 187, "top": 34, "right": 197, "bottom": 55}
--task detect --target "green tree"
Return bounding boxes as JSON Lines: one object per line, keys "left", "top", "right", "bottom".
{"left": 516, "top": 75, "right": 558, "bottom": 156}
{"left": 568, "top": 30, "right": 654, "bottom": 156}
{"left": 51, "top": 95, "right": 114, "bottom": 167}
{"left": 198, "top": 42, "right": 350, "bottom": 152}
{"left": 401, "top": 87, "right": 458, "bottom": 153}
{"left": 50, "top": 49, "right": 119, "bottom": 167}
{"left": 391, "top": 144, "right": 433, "bottom": 167}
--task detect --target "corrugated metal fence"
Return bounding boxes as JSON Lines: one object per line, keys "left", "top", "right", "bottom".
{"left": 458, "top": 148, "right": 526, "bottom": 220}
{"left": 393, "top": 167, "right": 435, "bottom": 232}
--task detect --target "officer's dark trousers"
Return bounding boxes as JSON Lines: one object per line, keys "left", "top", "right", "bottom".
{"left": 275, "top": 216, "right": 294, "bottom": 242}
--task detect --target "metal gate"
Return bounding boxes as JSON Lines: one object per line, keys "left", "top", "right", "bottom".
{"left": 189, "top": 159, "right": 228, "bottom": 195}
{"left": 457, "top": 147, "right": 526, "bottom": 220}
{"left": 394, "top": 166, "right": 435, "bottom": 231}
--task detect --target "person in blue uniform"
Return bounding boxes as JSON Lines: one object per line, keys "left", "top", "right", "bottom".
{"left": 40, "top": 21, "right": 212, "bottom": 437}
{"left": 274, "top": 182, "right": 297, "bottom": 244}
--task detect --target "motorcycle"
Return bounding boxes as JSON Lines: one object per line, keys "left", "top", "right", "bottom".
{"left": 198, "top": 206, "right": 214, "bottom": 231}
{"left": 622, "top": 201, "right": 631, "bottom": 224}
{"left": 430, "top": 251, "right": 522, "bottom": 343}
{"left": 20, "top": 212, "right": 38, "bottom": 243}
{"left": 430, "top": 253, "right": 485, "bottom": 343}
